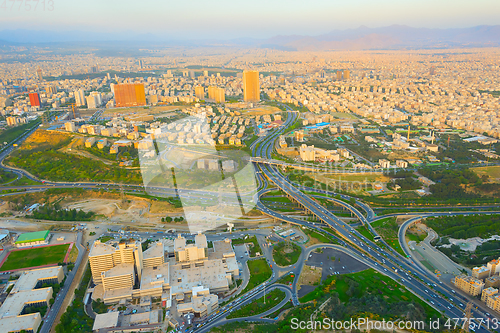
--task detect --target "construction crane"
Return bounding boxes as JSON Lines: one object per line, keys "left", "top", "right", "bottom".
{"left": 69, "top": 103, "right": 80, "bottom": 120}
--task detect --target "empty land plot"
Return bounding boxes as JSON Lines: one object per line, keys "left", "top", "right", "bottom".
{"left": 473, "top": 166, "right": 500, "bottom": 182}
{"left": 1, "top": 244, "right": 70, "bottom": 271}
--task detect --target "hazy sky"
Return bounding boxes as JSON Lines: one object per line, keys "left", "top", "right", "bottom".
{"left": 1, "top": 0, "right": 499, "bottom": 39}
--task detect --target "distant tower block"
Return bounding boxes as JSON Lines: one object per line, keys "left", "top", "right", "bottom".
{"left": 227, "top": 222, "right": 234, "bottom": 233}
{"left": 243, "top": 70, "right": 260, "bottom": 102}
{"left": 343, "top": 70, "right": 350, "bottom": 80}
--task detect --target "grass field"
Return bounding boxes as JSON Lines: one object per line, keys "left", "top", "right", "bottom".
{"left": 299, "top": 268, "right": 440, "bottom": 319}
{"left": 303, "top": 228, "right": 332, "bottom": 244}
{"left": 272, "top": 242, "right": 301, "bottom": 267}
{"left": 356, "top": 225, "right": 376, "bottom": 242}
{"left": 406, "top": 232, "right": 426, "bottom": 243}
{"left": 242, "top": 259, "right": 272, "bottom": 294}
{"left": 261, "top": 196, "right": 293, "bottom": 204}
{"left": 310, "top": 172, "right": 389, "bottom": 186}
{"left": 371, "top": 218, "right": 406, "bottom": 256}
{"left": 227, "top": 289, "right": 286, "bottom": 319}
{"left": 99, "top": 236, "right": 113, "bottom": 243}
{"left": 276, "top": 273, "right": 295, "bottom": 285}
{"left": 0, "top": 244, "right": 70, "bottom": 271}
{"left": 473, "top": 166, "right": 500, "bottom": 182}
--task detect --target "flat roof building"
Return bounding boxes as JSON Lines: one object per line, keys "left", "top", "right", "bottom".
{"left": 89, "top": 240, "right": 143, "bottom": 284}
{"left": 453, "top": 275, "right": 485, "bottom": 296}
{"left": 486, "top": 275, "right": 500, "bottom": 289}
{"left": 11, "top": 266, "right": 63, "bottom": 294}
{"left": 14, "top": 230, "right": 50, "bottom": 247}
{"left": 486, "top": 294, "right": 500, "bottom": 314}
{"left": 487, "top": 257, "right": 500, "bottom": 276}
{"left": 89, "top": 234, "right": 239, "bottom": 317}
{"left": 472, "top": 266, "right": 491, "bottom": 280}
{"left": 92, "top": 311, "right": 119, "bottom": 332}
{"left": 0, "top": 266, "right": 60, "bottom": 333}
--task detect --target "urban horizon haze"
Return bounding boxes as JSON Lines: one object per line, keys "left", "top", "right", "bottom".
{"left": 1, "top": 0, "right": 499, "bottom": 40}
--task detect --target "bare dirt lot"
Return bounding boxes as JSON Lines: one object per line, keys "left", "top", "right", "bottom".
{"left": 102, "top": 105, "right": 186, "bottom": 117}
{"left": 2, "top": 190, "right": 183, "bottom": 227}
{"left": 298, "top": 265, "right": 322, "bottom": 292}
{"left": 242, "top": 105, "right": 281, "bottom": 116}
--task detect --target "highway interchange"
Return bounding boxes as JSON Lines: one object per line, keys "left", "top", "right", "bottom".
{"left": 195, "top": 109, "right": 500, "bottom": 333}
{"left": 0, "top": 111, "right": 499, "bottom": 332}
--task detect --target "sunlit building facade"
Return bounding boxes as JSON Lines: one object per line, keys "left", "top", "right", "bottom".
{"left": 114, "top": 83, "right": 146, "bottom": 107}
{"left": 243, "top": 70, "right": 260, "bottom": 102}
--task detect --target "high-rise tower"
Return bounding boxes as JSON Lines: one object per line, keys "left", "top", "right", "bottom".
{"left": 243, "top": 70, "right": 260, "bottom": 102}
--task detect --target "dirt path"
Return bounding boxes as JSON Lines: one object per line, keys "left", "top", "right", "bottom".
{"left": 61, "top": 147, "right": 115, "bottom": 165}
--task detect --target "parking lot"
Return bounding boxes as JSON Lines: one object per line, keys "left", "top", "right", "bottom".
{"left": 233, "top": 244, "right": 249, "bottom": 260}
{"left": 306, "top": 248, "right": 369, "bottom": 281}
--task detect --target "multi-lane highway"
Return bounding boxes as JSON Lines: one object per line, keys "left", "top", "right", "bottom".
{"left": 2, "top": 110, "right": 500, "bottom": 332}
{"left": 244, "top": 110, "right": 499, "bottom": 333}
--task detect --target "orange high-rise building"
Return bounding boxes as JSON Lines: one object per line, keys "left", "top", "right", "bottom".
{"left": 114, "top": 83, "right": 146, "bottom": 107}
{"left": 29, "top": 92, "right": 41, "bottom": 107}
{"left": 195, "top": 86, "right": 205, "bottom": 100}
{"left": 243, "top": 70, "right": 260, "bottom": 102}
{"left": 207, "top": 86, "right": 225, "bottom": 103}
{"left": 343, "top": 70, "right": 350, "bottom": 80}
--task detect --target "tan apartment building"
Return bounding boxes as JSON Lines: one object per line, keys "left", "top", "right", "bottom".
{"left": 486, "top": 275, "right": 500, "bottom": 288}
{"left": 481, "top": 287, "right": 498, "bottom": 302}
{"left": 487, "top": 257, "right": 500, "bottom": 276}
{"left": 486, "top": 294, "right": 500, "bottom": 313}
{"left": 89, "top": 240, "right": 143, "bottom": 284}
{"left": 453, "top": 275, "right": 485, "bottom": 296}
{"left": 472, "top": 266, "right": 491, "bottom": 280}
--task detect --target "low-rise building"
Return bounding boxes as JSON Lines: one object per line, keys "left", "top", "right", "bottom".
{"left": 14, "top": 230, "right": 50, "bottom": 248}
{"left": 486, "top": 294, "right": 500, "bottom": 313}
{"left": 473, "top": 266, "right": 491, "bottom": 280}
{"left": 487, "top": 257, "right": 500, "bottom": 276}
{"left": 0, "top": 266, "right": 62, "bottom": 333}
{"left": 379, "top": 159, "right": 391, "bottom": 168}
{"left": 485, "top": 275, "right": 500, "bottom": 288}
{"left": 299, "top": 144, "right": 315, "bottom": 161}
{"left": 64, "top": 121, "right": 76, "bottom": 132}
{"left": 453, "top": 275, "right": 484, "bottom": 296}
{"left": 396, "top": 160, "right": 408, "bottom": 168}
{"left": 85, "top": 137, "right": 96, "bottom": 148}
{"left": 482, "top": 287, "right": 498, "bottom": 302}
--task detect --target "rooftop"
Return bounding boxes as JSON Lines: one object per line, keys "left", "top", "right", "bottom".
{"left": 473, "top": 266, "right": 490, "bottom": 273}
{"left": 93, "top": 311, "right": 119, "bottom": 331}
{"left": 0, "top": 288, "right": 52, "bottom": 318}
{"left": 89, "top": 241, "right": 116, "bottom": 257}
{"left": 15, "top": 230, "right": 49, "bottom": 244}
{"left": 170, "top": 259, "right": 230, "bottom": 295}
{"left": 143, "top": 242, "right": 164, "bottom": 260}
{"left": 11, "top": 266, "right": 63, "bottom": 294}
{"left": 210, "top": 239, "right": 233, "bottom": 259}
{"left": 102, "top": 263, "right": 134, "bottom": 278}
{"left": 141, "top": 263, "right": 170, "bottom": 291}
{"left": 0, "top": 313, "right": 41, "bottom": 333}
